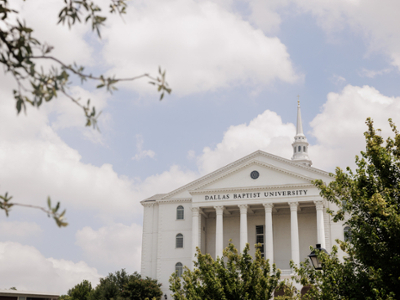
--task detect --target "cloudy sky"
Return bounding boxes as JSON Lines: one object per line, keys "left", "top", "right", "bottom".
{"left": 1, "top": 0, "right": 400, "bottom": 294}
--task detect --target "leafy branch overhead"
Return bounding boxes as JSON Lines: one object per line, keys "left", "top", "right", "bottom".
{"left": 0, "top": 194, "right": 68, "bottom": 227}
{"left": 0, "top": 0, "right": 171, "bottom": 130}
{"left": 0, "top": 0, "right": 171, "bottom": 226}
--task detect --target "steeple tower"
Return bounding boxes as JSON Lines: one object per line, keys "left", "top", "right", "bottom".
{"left": 291, "top": 99, "right": 312, "bottom": 167}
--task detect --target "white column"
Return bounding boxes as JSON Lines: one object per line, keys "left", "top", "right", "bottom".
{"left": 191, "top": 207, "right": 200, "bottom": 267}
{"left": 289, "top": 202, "right": 300, "bottom": 267}
{"left": 238, "top": 204, "right": 248, "bottom": 253}
{"left": 214, "top": 205, "right": 224, "bottom": 258}
{"left": 314, "top": 200, "right": 326, "bottom": 249}
{"left": 263, "top": 203, "right": 274, "bottom": 263}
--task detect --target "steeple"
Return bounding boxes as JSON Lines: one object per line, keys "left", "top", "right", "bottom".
{"left": 296, "top": 99, "right": 304, "bottom": 135}
{"left": 291, "top": 99, "right": 312, "bottom": 167}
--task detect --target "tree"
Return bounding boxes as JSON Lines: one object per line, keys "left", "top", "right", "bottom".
{"left": 291, "top": 118, "right": 400, "bottom": 299}
{"left": 169, "top": 242, "right": 281, "bottom": 300}
{"left": 0, "top": 0, "right": 171, "bottom": 226}
{"left": 88, "top": 269, "right": 162, "bottom": 300}
{"left": 68, "top": 280, "right": 93, "bottom": 300}
{"left": 120, "top": 272, "right": 163, "bottom": 300}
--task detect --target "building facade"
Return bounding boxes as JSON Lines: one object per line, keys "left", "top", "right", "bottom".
{"left": 140, "top": 103, "right": 344, "bottom": 295}
{"left": 0, "top": 290, "right": 59, "bottom": 300}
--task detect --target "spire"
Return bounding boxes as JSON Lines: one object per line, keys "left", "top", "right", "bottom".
{"left": 291, "top": 98, "right": 312, "bottom": 167}
{"left": 296, "top": 98, "right": 304, "bottom": 136}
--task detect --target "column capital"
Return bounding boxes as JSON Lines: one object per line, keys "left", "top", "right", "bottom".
{"left": 314, "top": 200, "right": 324, "bottom": 210}
{"left": 288, "top": 201, "right": 299, "bottom": 211}
{"left": 191, "top": 207, "right": 200, "bottom": 217}
{"left": 214, "top": 205, "right": 224, "bottom": 215}
{"left": 238, "top": 204, "right": 248, "bottom": 213}
{"left": 263, "top": 203, "right": 274, "bottom": 213}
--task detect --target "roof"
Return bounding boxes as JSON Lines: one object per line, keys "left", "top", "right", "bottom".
{"left": 140, "top": 149, "right": 331, "bottom": 203}
{"left": 0, "top": 290, "right": 59, "bottom": 298}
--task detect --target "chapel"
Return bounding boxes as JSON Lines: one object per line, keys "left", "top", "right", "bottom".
{"left": 140, "top": 102, "right": 344, "bottom": 295}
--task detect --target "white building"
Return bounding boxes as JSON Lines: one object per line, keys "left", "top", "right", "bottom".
{"left": 140, "top": 102, "right": 344, "bottom": 295}
{"left": 0, "top": 289, "right": 59, "bottom": 300}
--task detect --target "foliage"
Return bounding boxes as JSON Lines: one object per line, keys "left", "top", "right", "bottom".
{"left": 88, "top": 269, "right": 162, "bottom": 300}
{"left": 0, "top": 0, "right": 171, "bottom": 127}
{"left": 292, "top": 118, "right": 400, "bottom": 299}
{"left": 0, "top": 0, "right": 171, "bottom": 226}
{"left": 169, "top": 242, "right": 281, "bottom": 300}
{"left": 68, "top": 280, "right": 93, "bottom": 300}
{"left": 120, "top": 272, "right": 163, "bottom": 300}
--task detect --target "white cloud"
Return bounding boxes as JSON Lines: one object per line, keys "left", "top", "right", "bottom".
{"left": 102, "top": 0, "right": 300, "bottom": 95}
{"left": 331, "top": 74, "right": 346, "bottom": 86}
{"left": 14, "top": 0, "right": 93, "bottom": 65}
{"left": 0, "top": 82, "right": 198, "bottom": 222}
{"left": 0, "top": 221, "right": 42, "bottom": 238}
{"left": 132, "top": 165, "right": 198, "bottom": 198}
{"left": 196, "top": 110, "right": 295, "bottom": 174}
{"left": 189, "top": 84, "right": 400, "bottom": 174}
{"left": 0, "top": 96, "right": 139, "bottom": 219}
{"left": 0, "top": 242, "right": 101, "bottom": 294}
{"left": 249, "top": 0, "right": 400, "bottom": 71}
{"left": 75, "top": 223, "right": 142, "bottom": 271}
{"left": 309, "top": 84, "right": 400, "bottom": 171}
{"left": 132, "top": 135, "right": 156, "bottom": 161}
{"left": 248, "top": 0, "right": 289, "bottom": 34}
{"left": 359, "top": 68, "right": 392, "bottom": 78}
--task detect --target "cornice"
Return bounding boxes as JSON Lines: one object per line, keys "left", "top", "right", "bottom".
{"left": 160, "top": 150, "right": 330, "bottom": 200}
{"left": 157, "top": 198, "right": 192, "bottom": 204}
{"left": 189, "top": 183, "right": 315, "bottom": 195}
{"left": 141, "top": 200, "right": 157, "bottom": 207}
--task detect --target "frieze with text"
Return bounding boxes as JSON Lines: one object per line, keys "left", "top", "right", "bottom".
{"left": 204, "top": 189, "right": 308, "bottom": 200}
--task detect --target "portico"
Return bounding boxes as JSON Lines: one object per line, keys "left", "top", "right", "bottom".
{"left": 191, "top": 198, "right": 325, "bottom": 271}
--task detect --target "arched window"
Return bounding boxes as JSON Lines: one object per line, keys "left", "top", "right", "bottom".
{"left": 298, "top": 146, "right": 301, "bottom": 152}
{"left": 303, "top": 146, "right": 306, "bottom": 152}
{"left": 294, "top": 146, "right": 296, "bottom": 153}
{"left": 176, "top": 233, "right": 183, "bottom": 248}
{"left": 175, "top": 262, "right": 183, "bottom": 277}
{"left": 344, "top": 226, "right": 352, "bottom": 242}
{"left": 177, "top": 205, "right": 184, "bottom": 220}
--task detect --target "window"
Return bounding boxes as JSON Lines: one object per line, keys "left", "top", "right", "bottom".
{"left": 255, "top": 225, "right": 264, "bottom": 258}
{"left": 177, "top": 205, "right": 184, "bottom": 220}
{"left": 298, "top": 146, "right": 301, "bottom": 152}
{"left": 175, "top": 262, "right": 183, "bottom": 276}
{"left": 176, "top": 233, "right": 183, "bottom": 248}
{"left": 294, "top": 146, "right": 296, "bottom": 153}
{"left": 303, "top": 146, "right": 306, "bottom": 152}
{"left": 344, "top": 226, "right": 352, "bottom": 242}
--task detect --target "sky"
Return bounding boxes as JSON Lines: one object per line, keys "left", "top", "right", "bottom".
{"left": 1, "top": 0, "right": 400, "bottom": 294}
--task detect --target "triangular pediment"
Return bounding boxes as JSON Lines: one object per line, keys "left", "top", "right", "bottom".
{"left": 159, "top": 150, "right": 330, "bottom": 200}
{"left": 193, "top": 159, "right": 313, "bottom": 191}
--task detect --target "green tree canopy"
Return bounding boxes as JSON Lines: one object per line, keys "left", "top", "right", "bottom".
{"left": 89, "top": 269, "right": 162, "bottom": 300}
{"left": 68, "top": 280, "right": 93, "bottom": 300}
{"left": 169, "top": 243, "right": 281, "bottom": 300}
{"left": 292, "top": 118, "right": 400, "bottom": 300}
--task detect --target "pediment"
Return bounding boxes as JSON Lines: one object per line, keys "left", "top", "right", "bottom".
{"left": 158, "top": 150, "right": 330, "bottom": 201}
{"left": 192, "top": 159, "right": 313, "bottom": 191}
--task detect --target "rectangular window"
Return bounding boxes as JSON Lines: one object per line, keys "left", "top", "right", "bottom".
{"left": 255, "top": 225, "right": 265, "bottom": 258}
